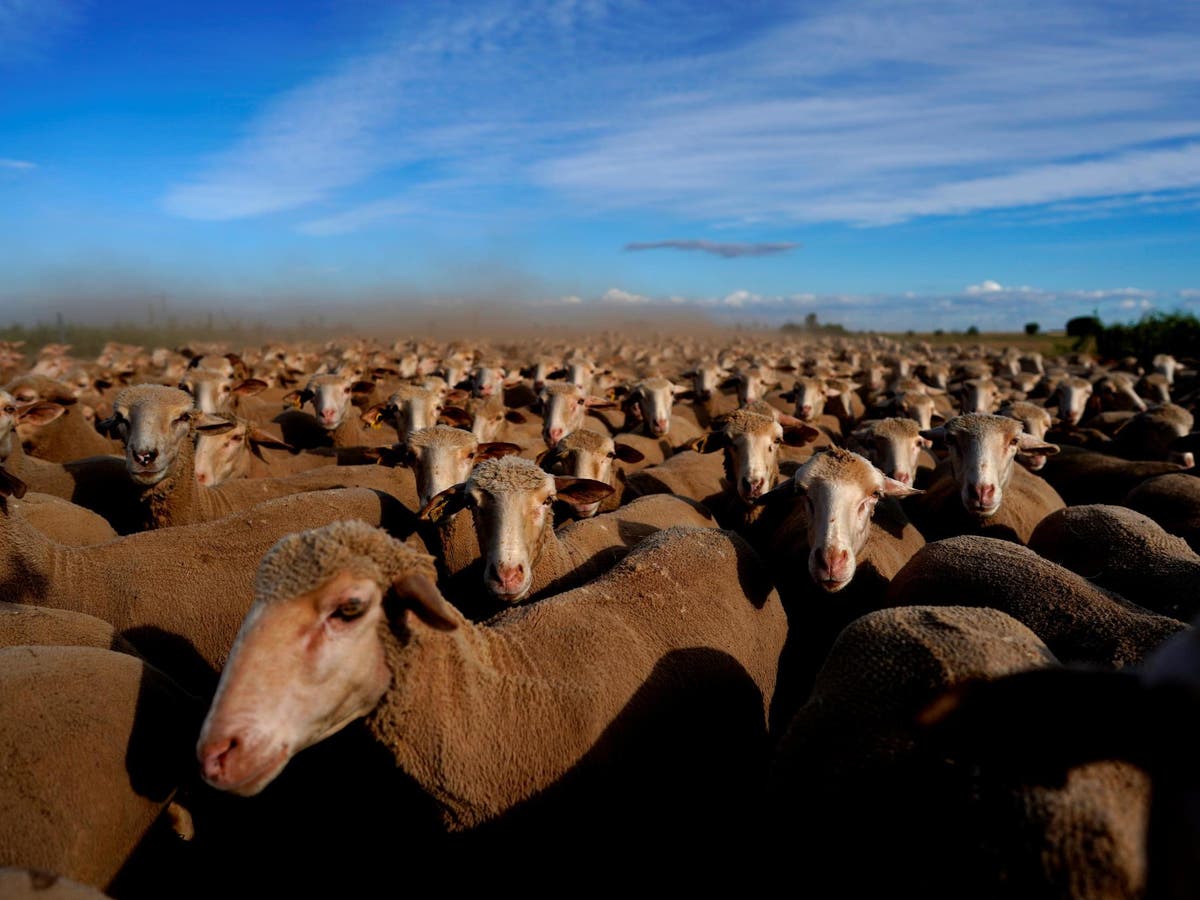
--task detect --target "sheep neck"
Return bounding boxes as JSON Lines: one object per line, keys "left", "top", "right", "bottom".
{"left": 366, "top": 611, "right": 571, "bottom": 831}
{"left": 140, "top": 436, "right": 201, "bottom": 528}
{"left": 0, "top": 501, "right": 88, "bottom": 608}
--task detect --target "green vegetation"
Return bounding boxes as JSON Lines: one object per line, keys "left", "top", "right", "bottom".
{"left": 780, "top": 312, "right": 848, "bottom": 335}
{"left": 1024, "top": 322, "right": 1039, "bottom": 336}
{"left": 1096, "top": 311, "right": 1200, "bottom": 363}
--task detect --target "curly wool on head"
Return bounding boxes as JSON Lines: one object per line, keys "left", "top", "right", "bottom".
{"left": 557, "top": 429, "right": 612, "bottom": 455}
{"left": 859, "top": 417, "right": 923, "bottom": 441}
{"left": 794, "top": 446, "right": 877, "bottom": 489}
{"left": 468, "top": 456, "right": 551, "bottom": 494}
{"left": 408, "top": 425, "right": 476, "bottom": 451}
{"left": 943, "top": 413, "right": 1021, "bottom": 439}
{"left": 721, "top": 409, "right": 778, "bottom": 438}
{"left": 255, "top": 520, "right": 438, "bottom": 608}
{"left": 113, "top": 383, "right": 193, "bottom": 412}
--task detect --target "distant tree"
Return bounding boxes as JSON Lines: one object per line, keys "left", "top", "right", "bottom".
{"left": 933, "top": 328, "right": 945, "bottom": 337}
{"left": 1066, "top": 315, "right": 1103, "bottom": 351}
{"left": 966, "top": 325, "right": 980, "bottom": 336}
{"left": 804, "top": 312, "right": 819, "bottom": 331}
{"left": 1024, "top": 322, "right": 1039, "bottom": 336}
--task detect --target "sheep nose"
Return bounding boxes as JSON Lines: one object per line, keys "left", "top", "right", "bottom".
{"left": 968, "top": 483, "right": 996, "bottom": 507}
{"left": 894, "top": 471, "right": 911, "bottom": 484}
{"left": 132, "top": 448, "right": 157, "bottom": 466}
{"left": 653, "top": 418, "right": 669, "bottom": 435}
{"left": 319, "top": 408, "right": 337, "bottom": 423}
{"left": 742, "top": 476, "right": 765, "bottom": 499}
{"left": 198, "top": 736, "right": 238, "bottom": 785}
{"left": 815, "top": 546, "right": 851, "bottom": 582}
{"left": 196, "top": 472, "right": 209, "bottom": 485}
{"left": 800, "top": 405, "right": 813, "bottom": 418}
{"left": 547, "top": 427, "right": 564, "bottom": 445}
{"left": 491, "top": 563, "right": 526, "bottom": 595}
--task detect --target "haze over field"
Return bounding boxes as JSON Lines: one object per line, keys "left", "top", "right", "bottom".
{"left": 2, "top": 0, "right": 1199, "bottom": 330}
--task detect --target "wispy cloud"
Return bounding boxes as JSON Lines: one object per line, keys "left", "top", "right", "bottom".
{"left": 1, "top": 0, "right": 82, "bottom": 64}
{"left": 163, "top": 1, "right": 1200, "bottom": 231}
{"left": 624, "top": 239, "right": 798, "bottom": 258}
{"left": 0, "top": 158, "right": 36, "bottom": 170}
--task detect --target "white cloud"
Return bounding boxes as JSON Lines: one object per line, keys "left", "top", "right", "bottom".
{"left": 601, "top": 287, "right": 651, "bottom": 304}
{"left": 162, "top": 1, "right": 1200, "bottom": 229}
{"left": 0, "top": 157, "right": 35, "bottom": 170}
{"left": 297, "top": 198, "right": 416, "bottom": 236}
{"left": 965, "top": 280, "right": 1004, "bottom": 295}
{"left": 559, "top": 294, "right": 582, "bottom": 304}
{"left": 1179, "top": 289, "right": 1200, "bottom": 299}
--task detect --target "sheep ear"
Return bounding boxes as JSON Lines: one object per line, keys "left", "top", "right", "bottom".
{"left": 718, "top": 377, "right": 740, "bottom": 390}
{"left": 232, "top": 378, "right": 268, "bottom": 397}
{"left": 0, "top": 466, "right": 28, "bottom": 499}
{"left": 393, "top": 573, "right": 459, "bottom": 631}
{"left": 535, "top": 447, "right": 560, "bottom": 470}
{"left": 16, "top": 401, "right": 65, "bottom": 427}
{"left": 1171, "top": 433, "right": 1200, "bottom": 453}
{"left": 690, "top": 432, "right": 730, "bottom": 454}
{"left": 585, "top": 396, "right": 617, "bottom": 410}
{"left": 607, "top": 385, "right": 630, "bottom": 400}
{"left": 419, "top": 484, "right": 469, "bottom": 523}
{"left": 880, "top": 476, "right": 922, "bottom": 498}
{"left": 445, "top": 389, "right": 470, "bottom": 404}
{"left": 438, "top": 406, "right": 472, "bottom": 427}
{"left": 782, "top": 424, "right": 820, "bottom": 446}
{"left": 476, "top": 442, "right": 521, "bottom": 462}
{"left": 282, "top": 389, "right": 312, "bottom": 409}
{"left": 249, "top": 429, "right": 293, "bottom": 453}
{"left": 613, "top": 443, "right": 645, "bottom": 464}
{"left": 1015, "top": 433, "right": 1059, "bottom": 456}
{"left": 775, "top": 364, "right": 797, "bottom": 373}
{"left": 96, "top": 414, "right": 125, "bottom": 438}
{"left": 196, "top": 420, "right": 237, "bottom": 436}
{"left": 755, "top": 479, "right": 797, "bottom": 507}
{"left": 674, "top": 389, "right": 697, "bottom": 401}
{"left": 920, "top": 426, "right": 947, "bottom": 444}
{"left": 361, "top": 404, "right": 389, "bottom": 428}
{"left": 505, "top": 409, "right": 527, "bottom": 424}
{"left": 553, "top": 477, "right": 615, "bottom": 508}
{"left": 546, "top": 368, "right": 568, "bottom": 380}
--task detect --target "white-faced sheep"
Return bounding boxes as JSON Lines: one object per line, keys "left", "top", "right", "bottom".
{"left": 536, "top": 381, "right": 614, "bottom": 446}
{"left": 197, "top": 521, "right": 786, "bottom": 856}
{"left": 420, "top": 455, "right": 714, "bottom": 607}
{"left": 910, "top": 413, "right": 1063, "bottom": 544}
{"left": 536, "top": 428, "right": 646, "bottom": 517}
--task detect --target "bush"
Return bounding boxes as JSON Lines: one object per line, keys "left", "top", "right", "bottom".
{"left": 1024, "top": 322, "right": 1039, "bottom": 336}
{"left": 966, "top": 325, "right": 980, "bottom": 336}
{"left": 1096, "top": 312, "right": 1200, "bottom": 364}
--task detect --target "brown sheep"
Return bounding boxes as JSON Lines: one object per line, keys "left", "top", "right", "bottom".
{"left": 771, "top": 605, "right": 1148, "bottom": 898}
{"left": 911, "top": 414, "right": 1063, "bottom": 544}
{"left": 886, "top": 535, "right": 1184, "bottom": 668}
{"left": 197, "top": 522, "right": 786, "bottom": 856}
{"left": 421, "top": 456, "right": 715, "bottom": 607}
{"left": 0, "top": 646, "right": 198, "bottom": 891}
{"left": 0, "top": 467, "right": 409, "bottom": 694}
{"left": 536, "top": 428, "right": 646, "bottom": 517}
{"left": 4, "top": 375, "right": 121, "bottom": 461}
{"left": 1029, "top": 505, "right": 1200, "bottom": 621}
{"left": 0, "top": 602, "right": 133, "bottom": 653}
{"left": 0, "top": 869, "right": 113, "bottom": 899}
{"left": 1124, "top": 473, "right": 1200, "bottom": 552}
{"left": 1040, "top": 445, "right": 1187, "bottom": 506}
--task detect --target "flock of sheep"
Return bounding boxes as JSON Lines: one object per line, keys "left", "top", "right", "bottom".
{"left": 0, "top": 334, "right": 1197, "bottom": 898}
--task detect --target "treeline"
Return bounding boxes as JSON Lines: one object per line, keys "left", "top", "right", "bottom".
{"left": 1067, "top": 311, "right": 1200, "bottom": 362}
{"left": 780, "top": 313, "right": 848, "bottom": 335}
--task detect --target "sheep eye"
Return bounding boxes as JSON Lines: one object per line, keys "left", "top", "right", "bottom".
{"left": 1009, "top": 438, "right": 1019, "bottom": 447}
{"left": 332, "top": 598, "right": 366, "bottom": 620}
{"left": 231, "top": 434, "right": 244, "bottom": 443}
{"left": 173, "top": 414, "right": 191, "bottom": 426}
{"left": 874, "top": 490, "right": 885, "bottom": 500}
{"left": 3, "top": 406, "right": 14, "bottom": 414}
{"left": 543, "top": 496, "right": 554, "bottom": 506}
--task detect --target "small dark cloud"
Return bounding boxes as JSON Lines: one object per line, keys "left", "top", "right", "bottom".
{"left": 624, "top": 239, "right": 799, "bottom": 259}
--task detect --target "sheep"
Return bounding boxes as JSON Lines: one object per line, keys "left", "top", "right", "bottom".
{"left": 3, "top": 490, "right": 117, "bottom": 546}
{"left": 617, "top": 376, "right": 698, "bottom": 443}
{"left": 770, "top": 605, "right": 1148, "bottom": 898}
{"left": 1039, "top": 445, "right": 1187, "bottom": 506}
{"left": 1029, "top": 505, "right": 1200, "bottom": 620}
{"left": 401, "top": 425, "right": 520, "bottom": 509}
{"left": 537, "top": 381, "right": 614, "bottom": 446}
{"left": 101, "top": 385, "right": 419, "bottom": 529}
{"left": 0, "top": 602, "right": 133, "bottom": 653}
{"left": 1109, "top": 403, "right": 1194, "bottom": 465}
{"left": 536, "top": 428, "right": 646, "bottom": 517}
{"left": 687, "top": 408, "right": 819, "bottom": 503}
{"left": 0, "top": 645, "right": 198, "bottom": 891}
{"left": 453, "top": 392, "right": 528, "bottom": 443}
{"left": 1139, "top": 372, "right": 1173, "bottom": 406}
{"left": 785, "top": 377, "right": 845, "bottom": 432}
{"left": 892, "top": 388, "right": 943, "bottom": 431}
{"left": 0, "top": 869, "right": 113, "bottom": 899}
{"left": 4, "top": 375, "right": 121, "bottom": 461}
{"left": 1054, "top": 376, "right": 1095, "bottom": 426}
{"left": 420, "top": 455, "right": 715, "bottom": 606}
{"left": 956, "top": 377, "right": 1001, "bottom": 414}
{"left": 847, "top": 417, "right": 934, "bottom": 487}
{"left": 176, "top": 365, "right": 268, "bottom": 416}
{"left": 750, "top": 446, "right": 924, "bottom": 598}
{"left": 196, "top": 521, "right": 786, "bottom": 852}
{"left": 918, "top": 608, "right": 1200, "bottom": 899}
{"left": 678, "top": 361, "right": 737, "bottom": 425}
{"left": 193, "top": 416, "right": 339, "bottom": 486}
{"left": 910, "top": 414, "right": 1063, "bottom": 544}
{"left": 362, "top": 383, "right": 448, "bottom": 445}
{"left": 1096, "top": 371, "right": 1149, "bottom": 413}
{"left": 0, "top": 466, "right": 409, "bottom": 694}
{"left": 1124, "top": 473, "right": 1200, "bottom": 553}
{"left": 886, "top": 535, "right": 1184, "bottom": 668}
{"left": 282, "top": 372, "right": 384, "bottom": 447}
{"left": 998, "top": 400, "right": 1055, "bottom": 471}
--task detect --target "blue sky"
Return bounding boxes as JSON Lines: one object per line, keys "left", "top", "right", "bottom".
{"left": 2, "top": 0, "right": 1199, "bottom": 330}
